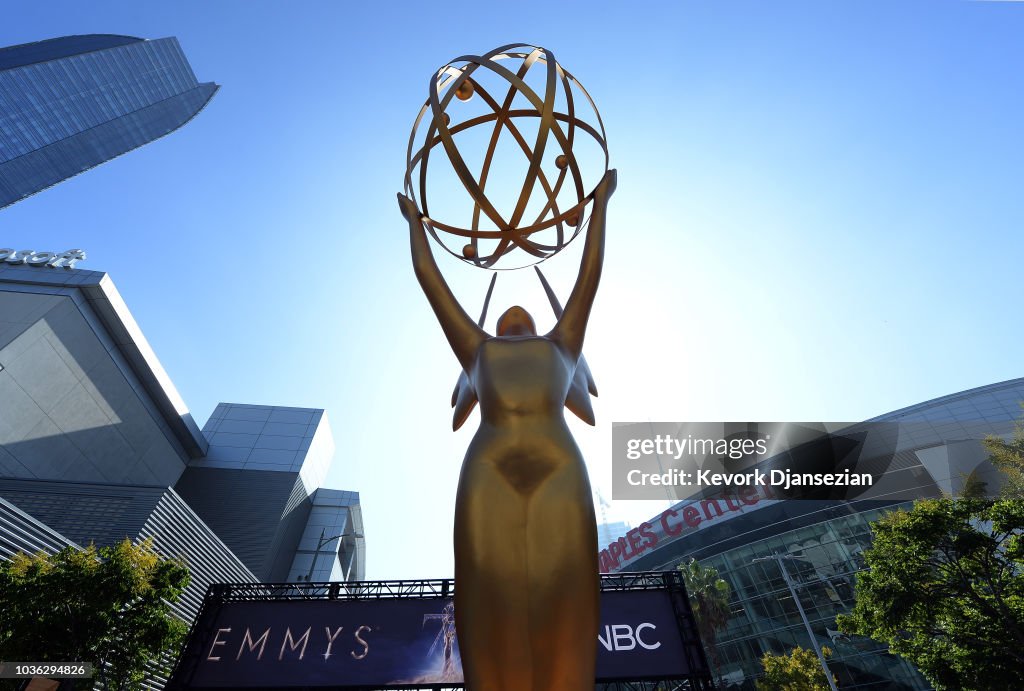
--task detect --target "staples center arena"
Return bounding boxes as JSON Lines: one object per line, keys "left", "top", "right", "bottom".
{"left": 601, "top": 377, "right": 1024, "bottom": 691}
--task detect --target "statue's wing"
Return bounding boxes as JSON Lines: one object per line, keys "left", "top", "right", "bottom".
{"left": 451, "top": 273, "right": 497, "bottom": 430}
{"left": 451, "top": 370, "right": 476, "bottom": 431}
{"left": 535, "top": 267, "right": 598, "bottom": 426}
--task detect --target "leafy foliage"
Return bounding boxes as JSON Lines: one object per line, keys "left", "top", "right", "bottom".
{"left": 678, "top": 558, "right": 732, "bottom": 678}
{"left": 0, "top": 538, "right": 190, "bottom": 689}
{"left": 836, "top": 498, "right": 1024, "bottom": 690}
{"left": 756, "top": 645, "right": 835, "bottom": 691}
{"left": 983, "top": 405, "right": 1024, "bottom": 499}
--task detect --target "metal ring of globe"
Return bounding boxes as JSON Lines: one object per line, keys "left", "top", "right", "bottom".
{"left": 404, "top": 43, "right": 609, "bottom": 269}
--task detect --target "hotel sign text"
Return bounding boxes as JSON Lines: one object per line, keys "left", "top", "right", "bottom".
{"left": 0, "top": 248, "right": 86, "bottom": 269}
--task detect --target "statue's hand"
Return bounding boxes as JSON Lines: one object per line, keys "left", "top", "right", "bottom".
{"left": 592, "top": 168, "right": 617, "bottom": 205}
{"left": 396, "top": 193, "right": 421, "bottom": 224}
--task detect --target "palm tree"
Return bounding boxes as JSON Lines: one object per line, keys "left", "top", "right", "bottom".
{"left": 679, "top": 557, "right": 733, "bottom": 680}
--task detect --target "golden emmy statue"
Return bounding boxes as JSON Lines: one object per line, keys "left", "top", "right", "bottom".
{"left": 399, "top": 44, "right": 614, "bottom": 691}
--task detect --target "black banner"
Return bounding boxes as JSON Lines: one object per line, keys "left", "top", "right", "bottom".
{"left": 171, "top": 575, "right": 710, "bottom": 689}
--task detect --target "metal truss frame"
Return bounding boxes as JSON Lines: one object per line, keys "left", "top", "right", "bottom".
{"left": 169, "top": 571, "right": 715, "bottom": 691}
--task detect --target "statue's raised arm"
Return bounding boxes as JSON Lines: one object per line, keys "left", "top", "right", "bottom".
{"left": 550, "top": 169, "right": 617, "bottom": 359}
{"left": 398, "top": 194, "right": 487, "bottom": 372}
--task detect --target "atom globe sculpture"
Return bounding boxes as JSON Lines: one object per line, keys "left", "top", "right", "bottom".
{"left": 404, "top": 43, "right": 609, "bottom": 269}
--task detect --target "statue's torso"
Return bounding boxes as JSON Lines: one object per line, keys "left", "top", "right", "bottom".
{"left": 463, "top": 337, "right": 586, "bottom": 497}
{"left": 472, "top": 336, "right": 572, "bottom": 425}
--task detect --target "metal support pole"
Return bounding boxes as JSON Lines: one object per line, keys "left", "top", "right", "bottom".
{"left": 304, "top": 529, "right": 364, "bottom": 582}
{"left": 306, "top": 528, "right": 327, "bottom": 582}
{"left": 756, "top": 553, "right": 838, "bottom": 691}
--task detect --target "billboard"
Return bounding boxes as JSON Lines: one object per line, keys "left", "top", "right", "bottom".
{"left": 169, "top": 574, "right": 712, "bottom": 689}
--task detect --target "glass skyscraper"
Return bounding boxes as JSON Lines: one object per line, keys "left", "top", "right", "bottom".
{"left": 0, "top": 34, "right": 217, "bottom": 209}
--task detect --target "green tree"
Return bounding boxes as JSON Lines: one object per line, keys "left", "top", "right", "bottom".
{"left": 0, "top": 538, "right": 190, "bottom": 690}
{"left": 678, "top": 557, "right": 732, "bottom": 679}
{"left": 983, "top": 405, "right": 1024, "bottom": 498}
{"left": 836, "top": 498, "right": 1024, "bottom": 690}
{"left": 756, "top": 646, "right": 835, "bottom": 691}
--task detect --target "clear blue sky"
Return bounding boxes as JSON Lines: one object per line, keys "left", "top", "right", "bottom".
{"left": 3, "top": 1, "right": 1022, "bottom": 579}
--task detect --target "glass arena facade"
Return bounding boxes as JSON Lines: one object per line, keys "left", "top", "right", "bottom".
{"left": 0, "top": 34, "right": 217, "bottom": 209}
{"left": 604, "top": 378, "right": 1024, "bottom": 690}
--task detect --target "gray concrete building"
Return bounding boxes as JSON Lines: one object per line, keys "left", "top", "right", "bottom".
{"left": 0, "top": 258, "right": 364, "bottom": 622}
{"left": 292, "top": 488, "right": 365, "bottom": 582}
{"left": 175, "top": 403, "right": 365, "bottom": 583}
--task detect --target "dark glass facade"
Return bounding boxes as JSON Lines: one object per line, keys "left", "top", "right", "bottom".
{"left": 691, "top": 505, "right": 927, "bottom": 689}
{"left": 0, "top": 34, "right": 217, "bottom": 208}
